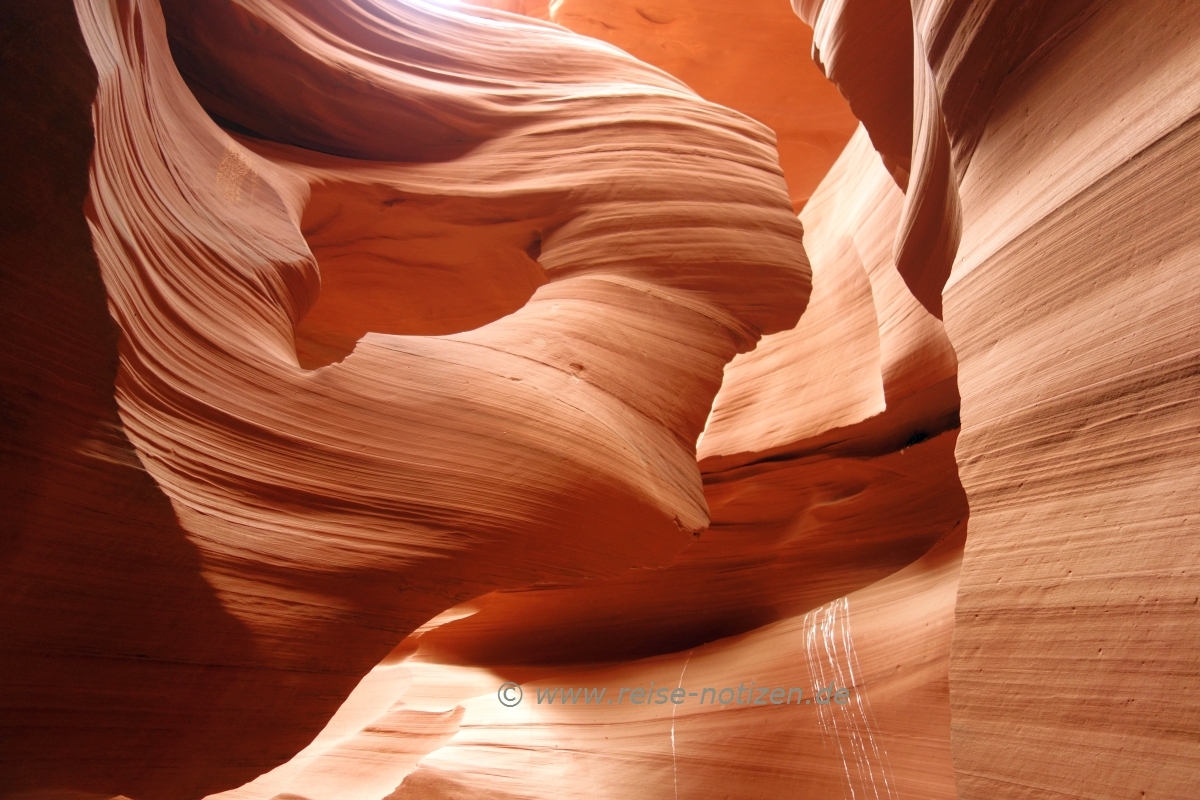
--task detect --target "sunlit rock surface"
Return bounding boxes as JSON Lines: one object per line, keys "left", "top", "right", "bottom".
{"left": 794, "top": 0, "right": 1200, "bottom": 797}
{"left": 1, "top": 0, "right": 1197, "bottom": 799}
{"left": 533, "top": 0, "right": 861, "bottom": 210}
{"left": 4, "top": 0, "right": 808, "bottom": 796}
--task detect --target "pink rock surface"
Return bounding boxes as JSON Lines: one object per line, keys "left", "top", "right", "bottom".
{"left": 943, "top": 1, "right": 1200, "bottom": 796}
{"left": 5, "top": 0, "right": 807, "bottom": 795}
{"left": 3, "top": 0, "right": 1198, "bottom": 797}
{"left": 797, "top": 0, "right": 1200, "bottom": 796}
{"left": 520, "top": 0, "right": 861, "bottom": 210}
{"left": 212, "top": 527, "right": 964, "bottom": 800}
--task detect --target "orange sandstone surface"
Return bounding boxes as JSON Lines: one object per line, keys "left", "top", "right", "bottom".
{"left": 540, "top": 0, "right": 861, "bottom": 210}
{"left": 0, "top": 1, "right": 1197, "bottom": 800}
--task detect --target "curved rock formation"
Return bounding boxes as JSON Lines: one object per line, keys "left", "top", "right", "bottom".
{"left": 397, "top": 531, "right": 964, "bottom": 800}
{"left": 797, "top": 0, "right": 1200, "bottom": 797}
{"left": 528, "top": 0, "right": 861, "bottom": 210}
{"left": 403, "top": 121, "right": 968, "bottom": 668}
{"left": 211, "top": 36, "right": 970, "bottom": 798}
{"left": 942, "top": 3, "right": 1200, "bottom": 796}
{"left": 3, "top": 0, "right": 1198, "bottom": 798}
{"left": 4, "top": 0, "right": 808, "bottom": 796}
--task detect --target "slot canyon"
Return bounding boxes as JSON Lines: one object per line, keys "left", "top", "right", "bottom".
{"left": 1, "top": 0, "right": 1197, "bottom": 798}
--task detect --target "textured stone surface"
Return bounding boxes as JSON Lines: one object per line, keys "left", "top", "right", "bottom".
{"left": 5, "top": 0, "right": 808, "bottom": 796}
{"left": 943, "top": 2, "right": 1200, "bottom": 796}
{"left": 501, "top": 0, "right": 862, "bottom": 210}
{"left": 798, "top": 0, "right": 1200, "bottom": 796}
{"left": 3, "top": 0, "right": 1198, "bottom": 798}
{"left": 211, "top": 528, "right": 963, "bottom": 800}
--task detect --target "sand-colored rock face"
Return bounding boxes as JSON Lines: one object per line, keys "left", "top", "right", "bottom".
{"left": 796, "top": 0, "right": 1200, "bottom": 796}
{"left": 405, "top": 123, "right": 968, "bottom": 673}
{"left": 519, "top": 0, "right": 862, "bottom": 210}
{"left": 5, "top": 0, "right": 809, "bottom": 796}
{"left": 202, "top": 531, "right": 963, "bottom": 800}
{"left": 2, "top": 0, "right": 1197, "bottom": 799}
{"left": 943, "top": 3, "right": 1200, "bottom": 796}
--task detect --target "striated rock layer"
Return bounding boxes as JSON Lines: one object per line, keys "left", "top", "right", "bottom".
{"left": 3, "top": 0, "right": 1198, "bottom": 798}
{"left": 3, "top": 0, "right": 809, "bottom": 796}
{"left": 204, "top": 2, "right": 971, "bottom": 798}
{"left": 795, "top": 0, "right": 1200, "bottom": 796}
{"left": 407, "top": 122, "right": 967, "bottom": 671}
{"left": 396, "top": 530, "right": 964, "bottom": 800}
{"left": 531, "top": 0, "right": 862, "bottom": 210}
{"left": 941, "top": 3, "right": 1200, "bottom": 797}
